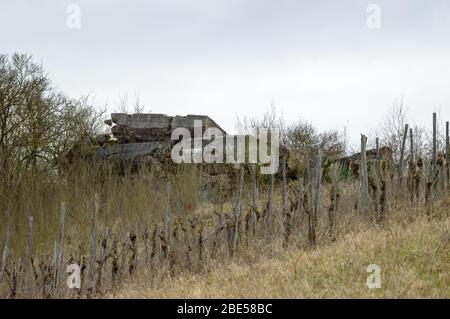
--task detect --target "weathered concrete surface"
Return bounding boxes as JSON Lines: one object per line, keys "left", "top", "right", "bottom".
{"left": 329, "top": 146, "right": 394, "bottom": 178}
{"left": 344, "top": 146, "right": 393, "bottom": 162}
{"left": 95, "top": 142, "right": 159, "bottom": 159}
{"left": 171, "top": 115, "right": 226, "bottom": 137}
{"left": 110, "top": 113, "right": 173, "bottom": 128}
{"left": 106, "top": 113, "right": 227, "bottom": 143}
{"left": 109, "top": 113, "right": 173, "bottom": 143}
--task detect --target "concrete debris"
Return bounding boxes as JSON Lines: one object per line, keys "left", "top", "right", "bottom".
{"left": 98, "top": 113, "right": 227, "bottom": 161}
{"left": 106, "top": 113, "right": 226, "bottom": 144}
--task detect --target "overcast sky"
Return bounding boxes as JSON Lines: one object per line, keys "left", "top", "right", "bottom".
{"left": 1, "top": 0, "right": 450, "bottom": 147}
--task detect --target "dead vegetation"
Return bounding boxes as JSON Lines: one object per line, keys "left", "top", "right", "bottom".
{"left": 114, "top": 206, "right": 449, "bottom": 299}
{"left": 0, "top": 54, "right": 449, "bottom": 299}
{"left": 0, "top": 122, "right": 449, "bottom": 298}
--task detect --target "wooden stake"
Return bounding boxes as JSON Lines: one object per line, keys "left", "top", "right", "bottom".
{"left": 433, "top": 113, "right": 437, "bottom": 175}
{"left": 97, "top": 206, "right": 108, "bottom": 293}
{"left": 164, "top": 181, "right": 171, "bottom": 250}
{"left": 375, "top": 138, "right": 381, "bottom": 215}
{"left": 53, "top": 203, "right": 65, "bottom": 294}
{"left": 376, "top": 137, "right": 380, "bottom": 174}
{"left": 144, "top": 226, "right": 150, "bottom": 269}
{"left": 282, "top": 156, "right": 287, "bottom": 214}
{"left": 266, "top": 172, "right": 274, "bottom": 240}
{"left": 309, "top": 149, "right": 322, "bottom": 247}
{"left": 446, "top": 121, "right": 449, "bottom": 191}
{"left": 409, "top": 128, "right": 414, "bottom": 165}
{"left": 0, "top": 217, "right": 11, "bottom": 284}
{"left": 398, "top": 124, "right": 409, "bottom": 176}
{"left": 295, "top": 177, "right": 304, "bottom": 230}
{"left": 20, "top": 215, "right": 33, "bottom": 295}
{"left": 360, "top": 135, "right": 369, "bottom": 213}
{"left": 282, "top": 156, "right": 291, "bottom": 248}
{"left": 87, "top": 194, "right": 98, "bottom": 297}
{"left": 128, "top": 228, "right": 137, "bottom": 276}
{"left": 232, "top": 165, "right": 244, "bottom": 255}
{"left": 398, "top": 124, "right": 409, "bottom": 196}
{"left": 111, "top": 235, "right": 118, "bottom": 289}
{"left": 198, "top": 222, "right": 204, "bottom": 266}
{"left": 251, "top": 163, "right": 257, "bottom": 210}
{"left": 119, "top": 232, "right": 130, "bottom": 282}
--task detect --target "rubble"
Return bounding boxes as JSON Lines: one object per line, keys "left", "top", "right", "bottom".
{"left": 106, "top": 113, "right": 226, "bottom": 144}
{"left": 95, "top": 142, "right": 163, "bottom": 160}
{"left": 97, "top": 113, "right": 227, "bottom": 161}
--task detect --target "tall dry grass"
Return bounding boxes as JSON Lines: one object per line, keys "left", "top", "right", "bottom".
{"left": 0, "top": 154, "right": 449, "bottom": 298}
{"left": 0, "top": 161, "right": 215, "bottom": 257}
{"left": 115, "top": 198, "right": 449, "bottom": 298}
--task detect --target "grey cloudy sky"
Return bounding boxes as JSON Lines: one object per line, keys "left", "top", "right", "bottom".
{"left": 1, "top": 0, "right": 450, "bottom": 146}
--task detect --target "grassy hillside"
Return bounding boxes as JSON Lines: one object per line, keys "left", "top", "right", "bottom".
{"left": 115, "top": 213, "right": 449, "bottom": 298}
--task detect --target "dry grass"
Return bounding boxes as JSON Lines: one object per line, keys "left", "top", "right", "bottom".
{"left": 0, "top": 162, "right": 210, "bottom": 256}
{"left": 115, "top": 212, "right": 449, "bottom": 298}
{"left": 2, "top": 157, "right": 449, "bottom": 299}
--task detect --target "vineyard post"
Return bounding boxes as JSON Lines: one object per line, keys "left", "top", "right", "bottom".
{"left": 56, "top": 203, "right": 65, "bottom": 291}
{"left": 410, "top": 128, "right": 416, "bottom": 206}
{"left": 266, "top": 172, "right": 274, "bottom": 242}
{"left": 309, "top": 149, "right": 322, "bottom": 247}
{"left": 376, "top": 137, "right": 380, "bottom": 172}
{"left": 87, "top": 194, "right": 99, "bottom": 297}
{"left": 198, "top": 222, "right": 204, "bottom": 266}
{"left": 0, "top": 214, "right": 11, "bottom": 284}
{"left": 375, "top": 137, "right": 381, "bottom": 215}
{"left": 164, "top": 181, "right": 171, "bottom": 255}
{"left": 144, "top": 227, "right": 150, "bottom": 269}
{"left": 232, "top": 165, "right": 244, "bottom": 255}
{"left": 360, "top": 135, "right": 369, "bottom": 213}
{"left": 446, "top": 121, "right": 449, "bottom": 191}
{"left": 328, "top": 171, "right": 339, "bottom": 241}
{"left": 295, "top": 177, "right": 304, "bottom": 231}
{"left": 97, "top": 206, "right": 109, "bottom": 293}
{"left": 156, "top": 224, "right": 162, "bottom": 265}
{"left": 282, "top": 155, "right": 291, "bottom": 248}
{"left": 20, "top": 215, "right": 33, "bottom": 296}
{"left": 119, "top": 232, "right": 130, "bottom": 283}
{"left": 250, "top": 163, "right": 257, "bottom": 237}
{"left": 282, "top": 156, "right": 287, "bottom": 214}
{"left": 433, "top": 113, "right": 437, "bottom": 176}
{"left": 398, "top": 124, "right": 409, "bottom": 196}
{"left": 409, "top": 128, "right": 414, "bottom": 165}
{"left": 128, "top": 227, "right": 137, "bottom": 276}
{"left": 251, "top": 163, "right": 257, "bottom": 210}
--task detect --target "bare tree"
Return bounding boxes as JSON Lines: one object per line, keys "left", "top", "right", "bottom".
{"left": 374, "top": 97, "right": 408, "bottom": 163}
{"left": 236, "top": 105, "right": 345, "bottom": 159}
{"left": 0, "top": 53, "right": 104, "bottom": 174}
{"left": 235, "top": 103, "right": 286, "bottom": 138}
{"left": 116, "top": 92, "right": 146, "bottom": 114}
